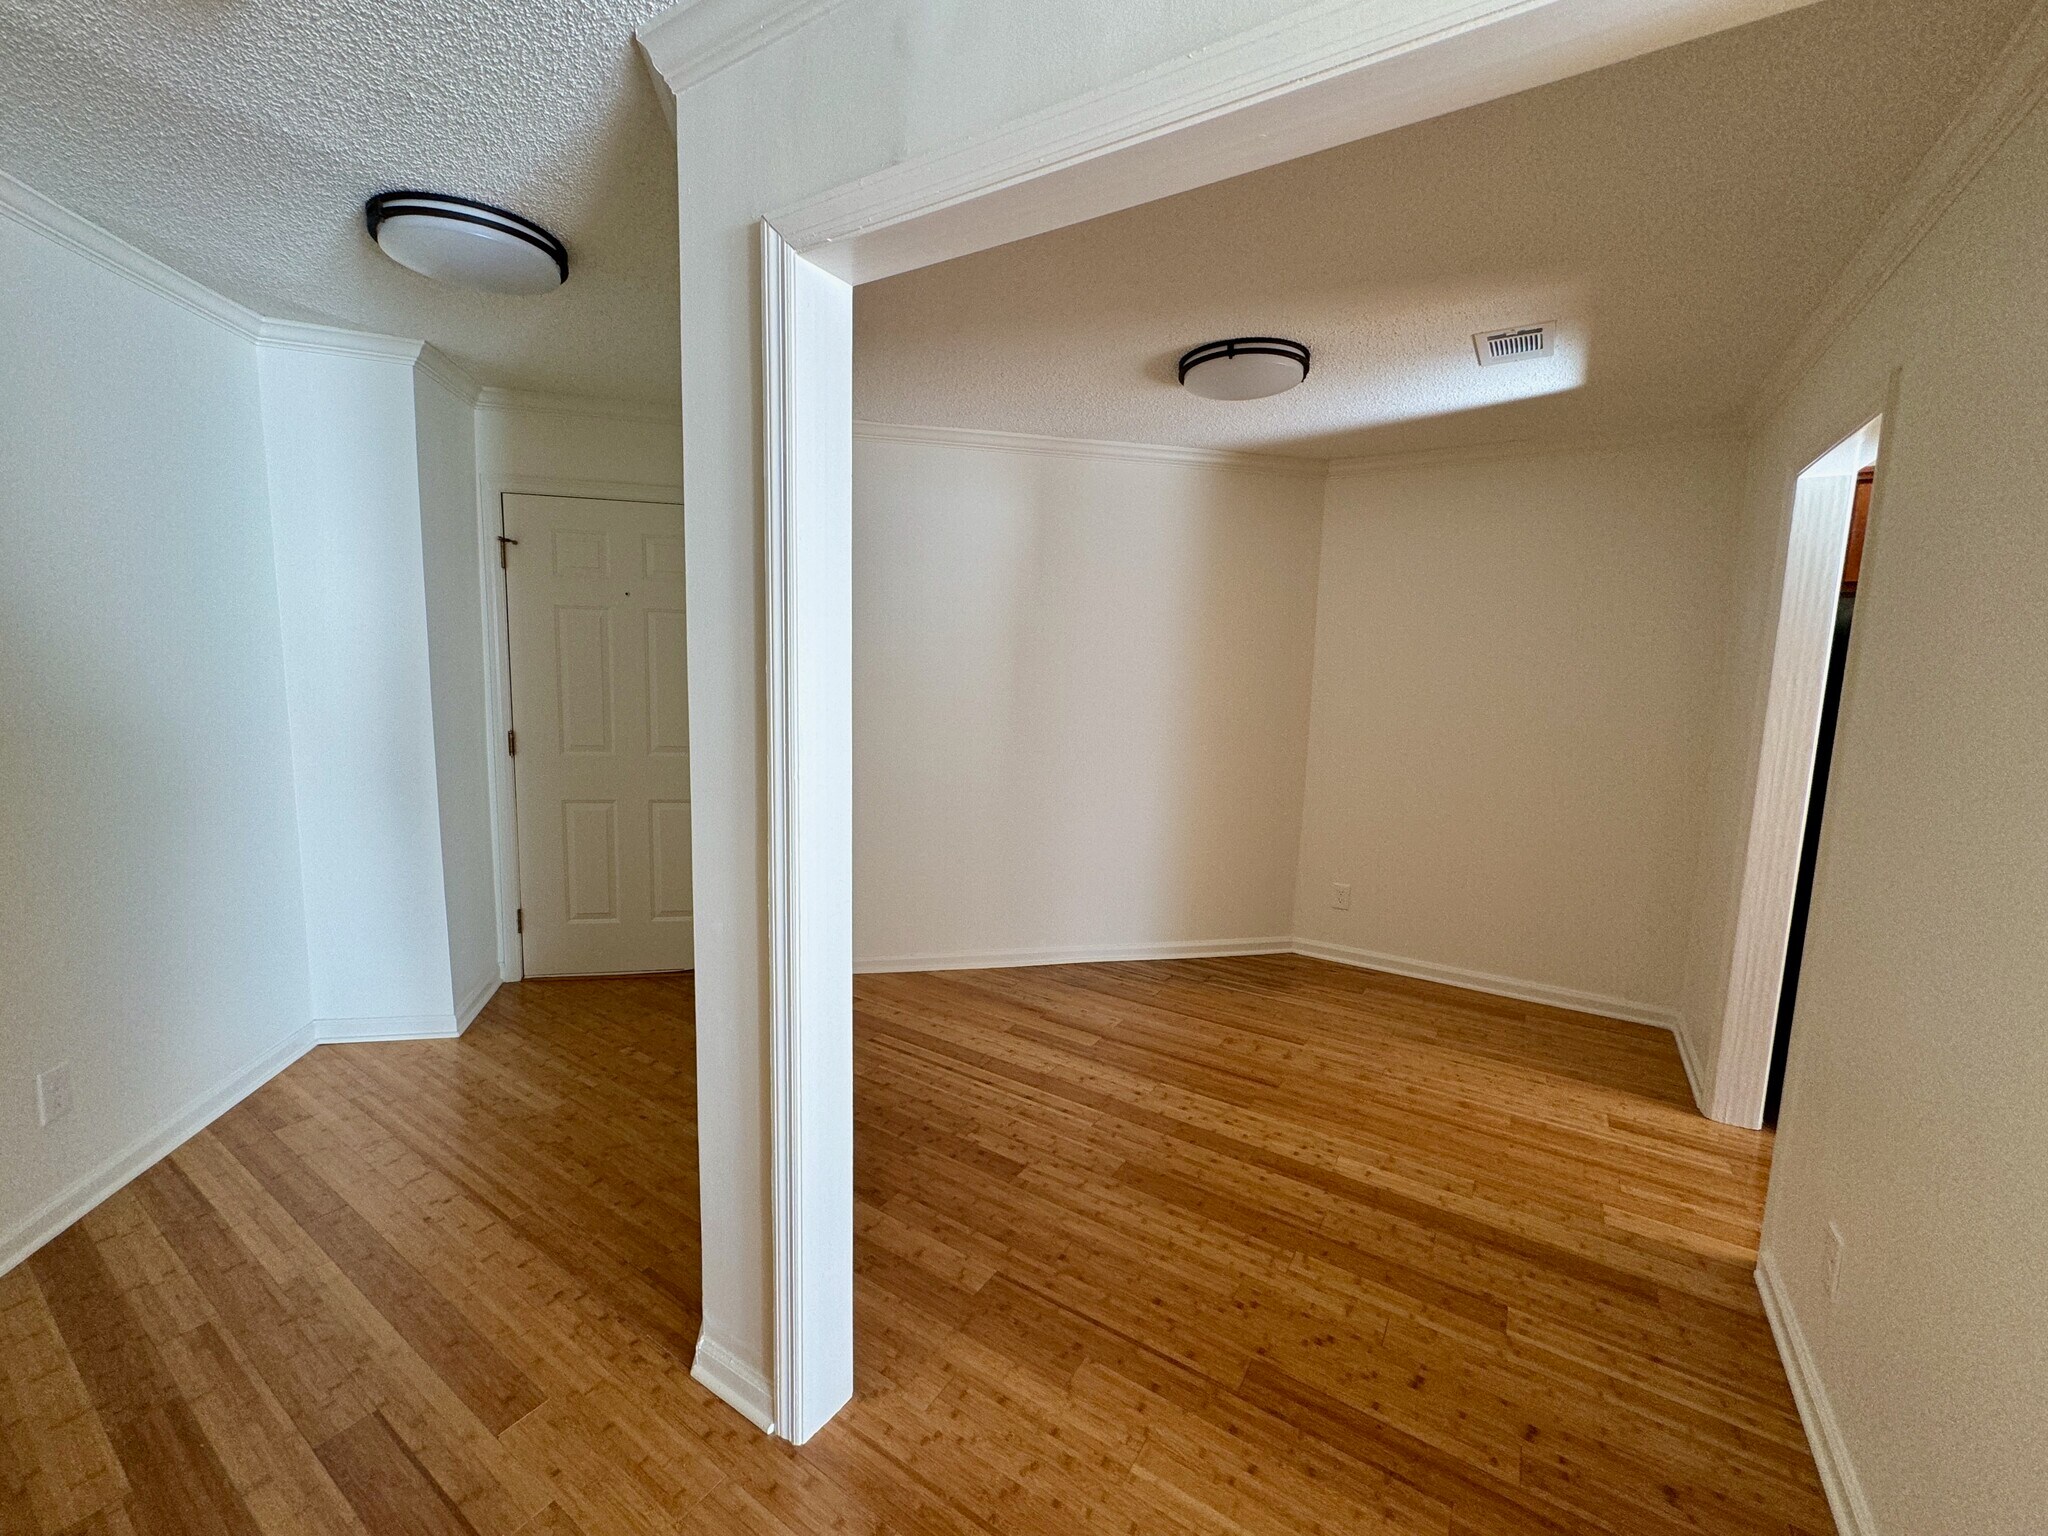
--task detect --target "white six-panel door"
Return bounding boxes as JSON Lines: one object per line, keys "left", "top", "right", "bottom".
{"left": 503, "top": 493, "right": 692, "bottom": 976}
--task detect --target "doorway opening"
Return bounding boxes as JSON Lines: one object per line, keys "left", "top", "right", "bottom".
{"left": 1766, "top": 461, "right": 1872, "bottom": 1124}
{"left": 1711, "top": 413, "right": 1881, "bottom": 1127}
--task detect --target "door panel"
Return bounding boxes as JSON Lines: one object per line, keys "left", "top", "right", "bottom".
{"left": 504, "top": 493, "right": 691, "bottom": 976}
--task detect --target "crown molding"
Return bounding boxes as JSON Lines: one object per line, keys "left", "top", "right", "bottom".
{"left": 637, "top": 0, "right": 851, "bottom": 96}
{"left": 1747, "top": 0, "right": 2048, "bottom": 428}
{"left": 476, "top": 386, "right": 677, "bottom": 424}
{"left": 255, "top": 317, "right": 424, "bottom": 364}
{"left": 0, "top": 168, "right": 261, "bottom": 340}
{"left": 414, "top": 345, "right": 484, "bottom": 404}
{"left": 853, "top": 420, "right": 1328, "bottom": 478}
{"left": 1325, "top": 425, "right": 1747, "bottom": 478}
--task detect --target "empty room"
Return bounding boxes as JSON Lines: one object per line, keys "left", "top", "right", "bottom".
{"left": 4, "top": 2, "right": 2046, "bottom": 1534}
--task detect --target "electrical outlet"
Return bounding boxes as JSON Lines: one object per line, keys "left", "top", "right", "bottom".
{"left": 1825, "top": 1221, "right": 1846, "bottom": 1300}
{"left": 1331, "top": 882, "right": 1352, "bottom": 911}
{"left": 36, "top": 1064, "right": 73, "bottom": 1127}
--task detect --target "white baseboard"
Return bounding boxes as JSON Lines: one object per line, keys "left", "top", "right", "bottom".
{"left": 0, "top": 1022, "right": 318, "bottom": 1275}
{"left": 854, "top": 937, "right": 1294, "bottom": 974}
{"left": 692, "top": 1332, "right": 776, "bottom": 1433}
{"left": 1289, "top": 938, "right": 1678, "bottom": 1031}
{"left": 1670, "top": 1014, "right": 1711, "bottom": 1114}
{"left": 1756, "top": 1248, "right": 1877, "bottom": 1536}
{"left": 455, "top": 976, "right": 500, "bottom": 1034}
{"left": 315, "top": 1012, "right": 462, "bottom": 1043}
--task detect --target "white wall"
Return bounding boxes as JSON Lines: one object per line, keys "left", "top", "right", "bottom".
{"left": 1697, "top": 89, "right": 2048, "bottom": 1536}
{"left": 260, "top": 345, "right": 460, "bottom": 1033}
{"left": 852, "top": 432, "right": 1322, "bottom": 968}
{"left": 415, "top": 370, "right": 496, "bottom": 1019}
{"left": 0, "top": 188, "right": 311, "bottom": 1261}
{"left": 1294, "top": 438, "right": 1743, "bottom": 1021}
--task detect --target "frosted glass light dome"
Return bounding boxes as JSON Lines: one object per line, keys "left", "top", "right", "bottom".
{"left": 365, "top": 191, "right": 568, "bottom": 296}
{"left": 1177, "top": 337, "right": 1311, "bottom": 400}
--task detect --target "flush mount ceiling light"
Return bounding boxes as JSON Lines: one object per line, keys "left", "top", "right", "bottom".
{"left": 1177, "top": 336, "right": 1311, "bottom": 400}
{"left": 365, "top": 190, "right": 568, "bottom": 296}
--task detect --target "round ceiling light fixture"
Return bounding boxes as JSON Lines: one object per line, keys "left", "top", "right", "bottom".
{"left": 1177, "top": 336, "right": 1311, "bottom": 400}
{"left": 365, "top": 190, "right": 568, "bottom": 296}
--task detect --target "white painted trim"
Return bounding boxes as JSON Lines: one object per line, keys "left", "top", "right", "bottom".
{"left": 255, "top": 317, "right": 423, "bottom": 364}
{"left": 763, "top": 0, "right": 1818, "bottom": 282}
{"left": 1326, "top": 425, "right": 1747, "bottom": 477}
{"left": 1670, "top": 1014, "right": 1710, "bottom": 1114}
{"left": 853, "top": 420, "right": 1326, "bottom": 477}
{"left": 480, "top": 479, "right": 687, "bottom": 982}
{"left": 692, "top": 1332, "right": 777, "bottom": 1433}
{"left": 1748, "top": 0, "right": 2048, "bottom": 428}
{"left": 475, "top": 386, "right": 677, "bottom": 423}
{"left": 1291, "top": 938, "right": 1678, "bottom": 1031}
{"left": 413, "top": 345, "right": 483, "bottom": 406}
{"left": 0, "top": 1022, "right": 317, "bottom": 1275}
{"left": 1756, "top": 1249, "right": 1878, "bottom": 1536}
{"left": 0, "top": 167, "right": 261, "bottom": 340}
{"left": 455, "top": 977, "right": 501, "bottom": 1034}
{"left": 637, "top": 0, "right": 849, "bottom": 95}
{"left": 315, "top": 1013, "right": 463, "bottom": 1043}
{"left": 1709, "top": 410, "right": 1881, "bottom": 1128}
{"left": 855, "top": 938, "right": 1294, "bottom": 974}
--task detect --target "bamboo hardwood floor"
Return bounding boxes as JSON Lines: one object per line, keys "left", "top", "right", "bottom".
{"left": 0, "top": 956, "right": 1834, "bottom": 1536}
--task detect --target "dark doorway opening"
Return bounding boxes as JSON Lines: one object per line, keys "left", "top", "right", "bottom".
{"left": 1767, "top": 464, "right": 1871, "bottom": 1126}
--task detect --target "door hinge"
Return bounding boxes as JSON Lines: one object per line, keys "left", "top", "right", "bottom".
{"left": 507, "top": 728, "right": 517, "bottom": 756}
{"left": 516, "top": 907, "right": 524, "bottom": 935}
{"left": 497, "top": 534, "right": 519, "bottom": 569}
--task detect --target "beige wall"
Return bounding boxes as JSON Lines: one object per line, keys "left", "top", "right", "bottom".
{"left": 1711, "top": 93, "right": 2048, "bottom": 1535}
{"left": 1292, "top": 439, "right": 1744, "bottom": 1020}
{"left": 852, "top": 432, "right": 1323, "bottom": 966}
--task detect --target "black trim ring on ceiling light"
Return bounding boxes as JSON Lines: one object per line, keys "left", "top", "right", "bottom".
{"left": 1177, "top": 336, "right": 1311, "bottom": 384}
{"left": 365, "top": 190, "right": 569, "bottom": 285}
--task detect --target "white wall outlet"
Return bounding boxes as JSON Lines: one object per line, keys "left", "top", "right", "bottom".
{"left": 1331, "top": 882, "right": 1352, "bottom": 911}
{"left": 1825, "top": 1221, "right": 1846, "bottom": 1300}
{"left": 36, "top": 1064, "right": 73, "bottom": 1127}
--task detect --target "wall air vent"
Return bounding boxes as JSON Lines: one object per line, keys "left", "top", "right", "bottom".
{"left": 1474, "top": 324, "right": 1553, "bottom": 366}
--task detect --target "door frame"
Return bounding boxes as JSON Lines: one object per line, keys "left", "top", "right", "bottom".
{"left": 479, "top": 476, "right": 684, "bottom": 982}
{"left": 1709, "top": 388, "right": 1893, "bottom": 1127}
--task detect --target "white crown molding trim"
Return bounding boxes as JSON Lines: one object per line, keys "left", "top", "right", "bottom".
{"left": 0, "top": 168, "right": 261, "bottom": 340}
{"left": 855, "top": 938, "right": 1295, "bottom": 975}
{"left": 415, "top": 344, "right": 484, "bottom": 405}
{"left": 1291, "top": 938, "right": 1679, "bottom": 1031}
{"left": 637, "top": 0, "right": 850, "bottom": 96}
{"left": 1747, "top": 0, "right": 2048, "bottom": 427}
{"left": 1326, "top": 426, "right": 1748, "bottom": 478}
{"left": 476, "top": 386, "right": 678, "bottom": 424}
{"left": 255, "top": 317, "right": 424, "bottom": 364}
{"left": 854, "top": 420, "right": 1328, "bottom": 477}
{"left": 315, "top": 1013, "right": 463, "bottom": 1044}
{"left": 1756, "top": 1249, "right": 1878, "bottom": 1536}
{"left": 692, "top": 1332, "right": 777, "bottom": 1433}
{"left": 0, "top": 1022, "right": 317, "bottom": 1276}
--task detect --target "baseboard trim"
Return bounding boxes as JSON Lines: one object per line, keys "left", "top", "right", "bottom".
{"left": 315, "top": 1013, "right": 462, "bottom": 1043}
{"left": 1670, "top": 1015, "right": 1711, "bottom": 1115}
{"left": 455, "top": 977, "right": 500, "bottom": 1035}
{"left": 0, "top": 1022, "right": 318, "bottom": 1275}
{"left": 1289, "top": 939, "right": 1678, "bottom": 1031}
{"left": 1756, "top": 1248, "right": 1877, "bottom": 1536}
{"left": 854, "top": 937, "right": 1295, "bottom": 974}
{"left": 692, "top": 1332, "right": 777, "bottom": 1433}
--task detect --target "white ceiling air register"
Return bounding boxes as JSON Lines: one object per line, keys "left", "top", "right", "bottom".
{"left": 365, "top": 191, "right": 569, "bottom": 295}
{"left": 1178, "top": 337, "right": 1311, "bottom": 400}
{"left": 1474, "top": 324, "right": 1554, "bottom": 365}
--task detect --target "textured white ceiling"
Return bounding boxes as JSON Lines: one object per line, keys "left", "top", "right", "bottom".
{"left": 0, "top": 0, "right": 679, "bottom": 402}
{"left": 854, "top": 0, "right": 2032, "bottom": 458}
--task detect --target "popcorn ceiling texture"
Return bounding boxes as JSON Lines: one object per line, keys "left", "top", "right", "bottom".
{"left": 0, "top": 0, "right": 679, "bottom": 402}
{"left": 855, "top": 0, "right": 2031, "bottom": 458}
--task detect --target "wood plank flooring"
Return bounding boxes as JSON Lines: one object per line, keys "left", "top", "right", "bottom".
{"left": 0, "top": 956, "right": 1834, "bottom": 1535}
